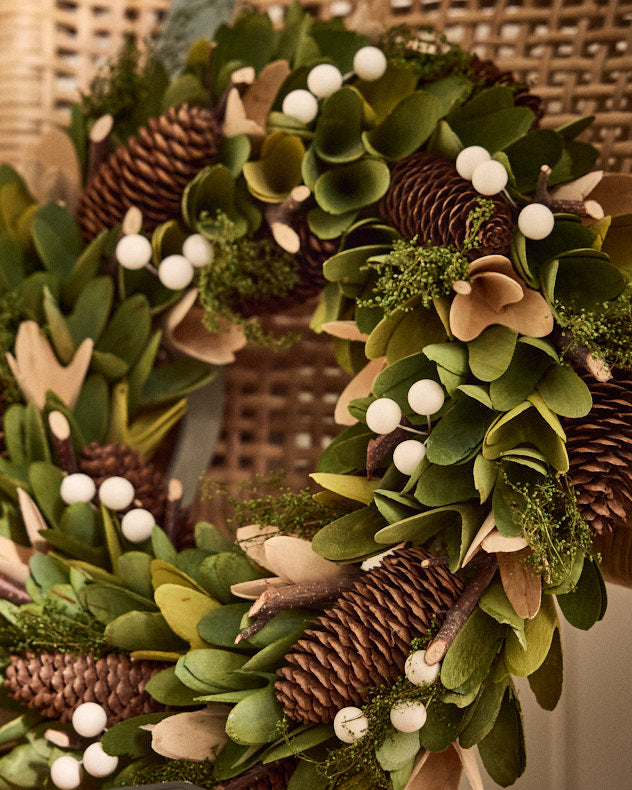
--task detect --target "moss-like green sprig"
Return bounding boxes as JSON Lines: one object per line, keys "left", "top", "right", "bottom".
{"left": 0, "top": 598, "right": 108, "bottom": 657}
{"left": 131, "top": 758, "right": 216, "bottom": 786}
{"left": 359, "top": 199, "right": 494, "bottom": 316}
{"left": 504, "top": 473, "right": 596, "bottom": 585}
{"left": 0, "top": 291, "right": 23, "bottom": 404}
{"left": 379, "top": 25, "right": 473, "bottom": 83}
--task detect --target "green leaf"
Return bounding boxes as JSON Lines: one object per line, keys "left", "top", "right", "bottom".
{"left": 195, "top": 522, "right": 235, "bottom": 554}
{"left": 261, "top": 724, "right": 333, "bottom": 762}
{"left": 373, "top": 352, "right": 437, "bottom": 404}
{"left": 423, "top": 75, "right": 473, "bottom": 118}
{"left": 197, "top": 602, "right": 251, "bottom": 647}
{"left": 537, "top": 363, "right": 592, "bottom": 418}
{"left": 459, "top": 675, "right": 509, "bottom": 749}
{"left": 556, "top": 558, "right": 605, "bottom": 630}
{"left": 311, "top": 505, "right": 385, "bottom": 561}
{"left": 419, "top": 698, "right": 468, "bottom": 752}
{"left": 101, "top": 712, "right": 172, "bottom": 757}
{"left": 467, "top": 326, "right": 517, "bottom": 382}
{"left": 473, "top": 454, "right": 497, "bottom": 503}
{"left": 241, "top": 629, "right": 307, "bottom": 672}
{"left": 144, "top": 665, "right": 202, "bottom": 707}
{"left": 243, "top": 132, "right": 305, "bottom": 202}
{"left": 197, "top": 552, "right": 262, "bottom": 603}
{"left": 43, "top": 288, "right": 75, "bottom": 363}
{"left": 375, "top": 729, "right": 420, "bottom": 771}
{"left": 310, "top": 472, "right": 379, "bottom": 503}
{"left": 0, "top": 742, "right": 51, "bottom": 788}
{"left": 314, "top": 158, "right": 390, "bottom": 215}
{"left": 29, "top": 553, "right": 69, "bottom": 593}
{"left": 477, "top": 687, "right": 526, "bottom": 787}
{"left": 243, "top": 609, "right": 314, "bottom": 648}
{"left": 450, "top": 86, "right": 535, "bottom": 153}
{"left": 154, "top": 583, "right": 220, "bottom": 648}
{"left": 95, "top": 294, "right": 151, "bottom": 367}
{"left": 116, "top": 551, "right": 154, "bottom": 598}
{"left": 81, "top": 582, "right": 157, "bottom": 624}
{"left": 527, "top": 626, "right": 563, "bottom": 710}
{"left": 151, "top": 525, "right": 178, "bottom": 564}
{"left": 100, "top": 503, "right": 123, "bottom": 571}
{"left": 29, "top": 462, "right": 64, "bottom": 528}
{"left": 150, "top": 559, "right": 206, "bottom": 593}
{"left": 66, "top": 276, "right": 114, "bottom": 347}
{"left": 426, "top": 394, "right": 495, "bottom": 466}
{"left": 363, "top": 91, "right": 440, "bottom": 161}
{"left": 415, "top": 461, "right": 477, "bottom": 506}
{"left": 313, "top": 88, "right": 365, "bottom": 164}
{"left": 225, "top": 683, "right": 284, "bottom": 745}
{"left": 441, "top": 607, "right": 506, "bottom": 691}
{"left": 176, "top": 648, "right": 254, "bottom": 693}
{"left": 31, "top": 203, "right": 82, "bottom": 280}
{"left": 73, "top": 373, "right": 109, "bottom": 444}
{"left": 60, "top": 503, "right": 100, "bottom": 546}
{"left": 504, "top": 594, "right": 558, "bottom": 676}
{"left": 62, "top": 229, "right": 110, "bottom": 304}
{"left": 489, "top": 343, "right": 553, "bottom": 411}
{"left": 480, "top": 582, "right": 525, "bottom": 633}
{"left": 105, "top": 610, "right": 188, "bottom": 653}
{"left": 504, "top": 130, "right": 564, "bottom": 192}
{"left": 24, "top": 403, "right": 51, "bottom": 464}
{"left": 0, "top": 712, "right": 42, "bottom": 748}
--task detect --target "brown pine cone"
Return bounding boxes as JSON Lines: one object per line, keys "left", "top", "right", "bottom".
{"left": 275, "top": 547, "right": 464, "bottom": 724}
{"left": 470, "top": 55, "right": 544, "bottom": 123}
{"left": 4, "top": 652, "right": 165, "bottom": 725}
{"left": 564, "top": 367, "right": 632, "bottom": 534}
{"left": 76, "top": 104, "right": 221, "bottom": 241}
{"left": 80, "top": 442, "right": 167, "bottom": 522}
{"left": 380, "top": 153, "right": 515, "bottom": 258}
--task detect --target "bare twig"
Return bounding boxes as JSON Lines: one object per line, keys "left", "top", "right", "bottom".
{"left": 264, "top": 185, "right": 311, "bottom": 253}
{"left": 164, "top": 478, "right": 184, "bottom": 543}
{"left": 235, "top": 574, "right": 361, "bottom": 644}
{"left": 0, "top": 572, "right": 31, "bottom": 605}
{"left": 535, "top": 165, "right": 603, "bottom": 219}
{"left": 48, "top": 411, "right": 77, "bottom": 473}
{"left": 420, "top": 556, "right": 450, "bottom": 569}
{"left": 424, "top": 554, "right": 498, "bottom": 666}
{"left": 554, "top": 327, "right": 612, "bottom": 382}
{"left": 86, "top": 114, "right": 114, "bottom": 183}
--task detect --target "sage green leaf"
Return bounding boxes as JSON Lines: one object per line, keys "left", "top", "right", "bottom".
{"left": 310, "top": 472, "right": 379, "bottom": 503}
{"left": 117, "top": 551, "right": 153, "bottom": 598}
{"left": 489, "top": 343, "right": 553, "bottom": 412}
{"left": 0, "top": 231, "right": 24, "bottom": 290}
{"left": 29, "top": 553, "right": 69, "bottom": 593}
{"left": 426, "top": 394, "right": 494, "bottom": 466}
{"left": 60, "top": 503, "right": 99, "bottom": 546}
{"left": 372, "top": 352, "right": 437, "bottom": 403}
{"left": 385, "top": 307, "right": 447, "bottom": 365}
{"left": 197, "top": 602, "right": 251, "bottom": 647}
{"left": 491, "top": 474, "right": 526, "bottom": 537}
{"left": 374, "top": 505, "right": 460, "bottom": 547}
{"left": 219, "top": 134, "right": 251, "bottom": 177}
{"left": 144, "top": 665, "right": 201, "bottom": 706}
{"left": 0, "top": 741, "right": 51, "bottom": 788}
{"left": 356, "top": 63, "right": 417, "bottom": 122}
{"left": 441, "top": 607, "right": 506, "bottom": 691}
{"left": 66, "top": 276, "right": 114, "bottom": 347}
{"left": 311, "top": 505, "right": 385, "bottom": 561}
{"left": 31, "top": 202, "right": 82, "bottom": 281}
{"left": 3, "top": 404, "right": 27, "bottom": 466}
{"left": 212, "top": 739, "right": 264, "bottom": 781}
{"left": 375, "top": 729, "right": 420, "bottom": 771}
{"left": 424, "top": 74, "right": 473, "bottom": 117}
{"left": 450, "top": 86, "right": 535, "bottom": 152}
{"left": 323, "top": 244, "right": 382, "bottom": 287}
{"left": 62, "top": 229, "right": 110, "bottom": 304}
{"left": 527, "top": 626, "right": 563, "bottom": 710}
{"left": 43, "top": 287, "right": 75, "bottom": 363}
{"left": 551, "top": 250, "right": 625, "bottom": 310}
{"left": 314, "top": 158, "right": 390, "bottom": 215}
{"left": 261, "top": 724, "right": 333, "bottom": 763}
{"left": 602, "top": 212, "right": 632, "bottom": 268}
{"left": 318, "top": 425, "right": 372, "bottom": 475}
{"left": 73, "top": 373, "right": 109, "bottom": 444}
{"left": 100, "top": 503, "right": 122, "bottom": 571}
{"left": 243, "top": 609, "right": 315, "bottom": 648}
{"left": 457, "top": 384, "right": 493, "bottom": 409}
{"left": 363, "top": 91, "right": 440, "bottom": 161}
{"left": 241, "top": 629, "right": 306, "bottom": 672}
{"left": 243, "top": 132, "right": 305, "bottom": 202}
{"left": 525, "top": 214, "right": 596, "bottom": 272}
{"left": 373, "top": 489, "right": 420, "bottom": 524}
{"left": 473, "top": 454, "right": 497, "bottom": 503}
{"left": 195, "top": 521, "right": 235, "bottom": 554}
{"left": 198, "top": 552, "right": 265, "bottom": 603}
{"left": 477, "top": 687, "right": 526, "bottom": 786}
{"left": 90, "top": 350, "right": 129, "bottom": 381}
{"left": 424, "top": 342, "right": 468, "bottom": 376}
{"left": 504, "top": 129, "right": 564, "bottom": 192}
{"left": 0, "top": 712, "right": 42, "bottom": 748}
{"left": 38, "top": 530, "right": 107, "bottom": 566}
{"left": 182, "top": 164, "right": 248, "bottom": 239}
{"left": 152, "top": 525, "right": 178, "bottom": 564}
{"left": 459, "top": 676, "right": 510, "bottom": 748}
{"left": 100, "top": 712, "right": 172, "bottom": 757}
{"left": 211, "top": 12, "right": 276, "bottom": 95}
{"left": 176, "top": 648, "right": 255, "bottom": 692}
{"left": 504, "top": 594, "right": 558, "bottom": 676}
{"left": 467, "top": 326, "right": 517, "bottom": 382}
{"left": 314, "top": 88, "right": 365, "bottom": 164}
{"left": 196, "top": 689, "right": 254, "bottom": 704}
{"left": 307, "top": 206, "right": 357, "bottom": 239}
{"left": 556, "top": 558, "right": 605, "bottom": 630}
{"left": 225, "top": 683, "right": 284, "bottom": 745}
{"left": 29, "top": 461, "right": 64, "bottom": 528}
{"left": 419, "top": 698, "right": 468, "bottom": 752}
{"left": 105, "top": 610, "right": 188, "bottom": 653}
{"left": 18, "top": 271, "right": 60, "bottom": 323}
{"left": 415, "top": 461, "right": 477, "bottom": 506}
{"left": 151, "top": 559, "right": 206, "bottom": 593}
{"left": 480, "top": 582, "right": 525, "bottom": 633}
{"left": 537, "top": 363, "right": 592, "bottom": 418}
{"left": 95, "top": 294, "right": 151, "bottom": 367}
{"left": 24, "top": 403, "right": 51, "bottom": 464}
{"left": 154, "top": 583, "right": 220, "bottom": 648}
{"left": 427, "top": 118, "right": 464, "bottom": 158}
{"left": 81, "top": 582, "right": 157, "bottom": 624}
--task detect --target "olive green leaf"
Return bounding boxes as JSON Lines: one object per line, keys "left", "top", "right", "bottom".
{"left": 225, "top": 683, "right": 285, "bottom": 745}
{"left": 441, "top": 607, "right": 506, "bottom": 692}
{"left": 527, "top": 626, "right": 563, "bottom": 710}
{"left": 556, "top": 557, "right": 606, "bottom": 630}
{"left": 145, "top": 665, "right": 202, "bottom": 706}
{"left": 467, "top": 326, "right": 517, "bottom": 382}
{"left": 154, "top": 583, "right": 220, "bottom": 648}
{"left": 243, "top": 132, "right": 305, "bottom": 202}
{"left": 477, "top": 686, "right": 526, "bottom": 786}
{"left": 311, "top": 504, "right": 385, "bottom": 561}
{"left": 375, "top": 729, "right": 420, "bottom": 772}
{"left": 313, "top": 88, "right": 365, "bottom": 164}
{"left": 426, "top": 394, "right": 495, "bottom": 466}
{"left": 363, "top": 91, "right": 440, "bottom": 161}
{"left": 105, "top": 610, "right": 188, "bottom": 653}
{"left": 314, "top": 158, "right": 390, "bottom": 215}
{"left": 504, "top": 594, "right": 558, "bottom": 676}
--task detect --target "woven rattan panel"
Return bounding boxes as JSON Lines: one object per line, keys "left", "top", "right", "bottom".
{"left": 0, "top": 0, "right": 168, "bottom": 166}
{"left": 253, "top": 0, "right": 632, "bottom": 173}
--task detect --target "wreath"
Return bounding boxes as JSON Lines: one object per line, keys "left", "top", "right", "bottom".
{"left": 0, "top": 3, "right": 631, "bottom": 790}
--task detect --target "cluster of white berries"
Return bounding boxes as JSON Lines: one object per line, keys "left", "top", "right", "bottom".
{"left": 333, "top": 650, "right": 440, "bottom": 743}
{"left": 281, "top": 45, "right": 387, "bottom": 125}
{"left": 365, "top": 379, "right": 445, "bottom": 475}
{"left": 115, "top": 231, "right": 214, "bottom": 290}
{"left": 456, "top": 145, "right": 555, "bottom": 240}
{"left": 60, "top": 473, "right": 155, "bottom": 543}
{"left": 50, "top": 703, "right": 118, "bottom": 789}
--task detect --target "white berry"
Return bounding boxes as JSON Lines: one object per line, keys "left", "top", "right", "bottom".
{"left": 405, "top": 649, "right": 441, "bottom": 686}
{"left": 98, "top": 477, "right": 135, "bottom": 511}
{"left": 282, "top": 89, "right": 319, "bottom": 124}
{"left": 158, "top": 254, "right": 195, "bottom": 290}
{"left": 390, "top": 699, "right": 428, "bottom": 732}
{"left": 353, "top": 46, "right": 388, "bottom": 81}
{"left": 455, "top": 146, "right": 491, "bottom": 180}
{"left": 72, "top": 701, "right": 108, "bottom": 737}
{"left": 121, "top": 508, "right": 155, "bottom": 543}
{"left": 115, "top": 233, "right": 152, "bottom": 271}
{"left": 307, "top": 63, "right": 343, "bottom": 98}
{"left": 471, "top": 160, "right": 508, "bottom": 195}
{"left": 50, "top": 755, "right": 83, "bottom": 790}
{"left": 365, "top": 397, "right": 402, "bottom": 434}
{"left": 333, "top": 706, "right": 369, "bottom": 743}
{"left": 518, "top": 203, "right": 555, "bottom": 240}
{"left": 407, "top": 379, "right": 445, "bottom": 416}
{"left": 182, "top": 233, "right": 214, "bottom": 267}
{"left": 393, "top": 439, "right": 427, "bottom": 475}
{"left": 60, "top": 473, "right": 96, "bottom": 505}
{"left": 82, "top": 741, "right": 119, "bottom": 778}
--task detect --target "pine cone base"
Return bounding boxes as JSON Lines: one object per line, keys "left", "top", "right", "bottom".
{"left": 275, "top": 547, "right": 464, "bottom": 724}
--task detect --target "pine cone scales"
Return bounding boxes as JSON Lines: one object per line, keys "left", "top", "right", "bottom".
{"left": 80, "top": 442, "right": 167, "bottom": 521}
{"left": 380, "top": 153, "right": 515, "bottom": 257}
{"left": 275, "top": 547, "right": 464, "bottom": 724}
{"left": 564, "top": 367, "right": 632, "bottom": 534}
{"left": 4, "top": 652, "right": 165, "bottom": 725}
{"left": 76, "top": 104, "right": 221, "bottom": 241}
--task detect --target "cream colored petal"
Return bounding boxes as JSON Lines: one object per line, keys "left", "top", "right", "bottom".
{"left": 263, "top": 535, "right": 355, "bottom": 584}
{"left": 18, "top": 128, "right": 82, "bottom": 212}
{"left": 223, "top": 88, "right": 266, "bottom": 140}
{"left": 230, "top": 577, "right": 290, "bottom": 600}
{"left": 466, "top": 255, "right": 516, "bottom": 279}
{"left": 60, "top": 337, "right": 93, "bottom": 408}
{"left": 481, "top": 529, "right": 528, "bottom": 553}
{"left": 321, "top": 321, "right": 370, "bottom": 342}
{"left": 0, "top": 535, "right": 33, "bottom": 584}
{"left": 335, "top": 357, "right": 387, "bottom": 425}
{"left": 235, "top": 524, "right": 279, "bottom": 571}
{"left": 150, "top": 706, "right": 230, "bottom": 760}
{"left": 17, "top": 488, "right": 49, "bottom": 552}
{"left": 404, "top": 744, "right": 462, "bottom": 789}
{"left": 584, "top": 172, "right": 632, "bottom": 218}
{"left": 165, "top": 290, "right": 247, "bottom": 365}
{"left": 462, "top": 511, "right": 495, "bottom": 567}
{"left": 553, "top": 170, "right": 603, "bottom": 201}
{"left": 498, "top": 548, "right": 542, "bottom": 619}
{"left": 454, "top": 743, "right": 485, "bottom": 790}
{"left": 242, "top": 60, "right": 291, "bottom": 128}
{"left": 471, "top": 271, "right": 524, "bottom": 311}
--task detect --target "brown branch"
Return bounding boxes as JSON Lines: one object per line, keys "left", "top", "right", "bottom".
{"left": 420, "top": 556, "right": 450, "bottom": 569}
{"left": 424, "top": 554, "right": 498, "bottom": 666}
{"left": 553, "top": 327, "right": 612, "bottom": 382}
{"left": 86, "top": 114, "right": 114, "bottom": 183}
{"left": 164, "top": 478, "right": 184, "bottom": 543}
{"left": 48, "top": 411, "right": 77, "bottom": 473}
{"left": 235, "top": 574, "right": 361, "bottom": 644}
{"left": 264, "top": 185, "right": 311, "bottom": 253}
{"left": 220, "top": 759, "right": 296, "bottom": 790}
{"left": 535, "top": 165, "right": 603, "bottom": 219}
{"left": 0, "top": 572, "right": 31, "bottom": 605}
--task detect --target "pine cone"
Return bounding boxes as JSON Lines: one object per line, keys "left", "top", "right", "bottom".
{"left": 4, "top": 652, "right": 165, "bottom": 725}
{"left": 221, "top": 758, "right": 297, "bottom": 790}
{"left": 76, "top": 104, "right": 221, "bottom": 241}
{"left": 380, "top": 153, "right": 515, "bottom": 258}
{"left": 275, "top": 547, "right": 464, "bottom": 724}
{"left": 564, "top": 367, "right": 632, "bottom": 534}
{"left": 80, "top": 442, "right": 167, "bottom": 522}
{"left": 470, "top": 56, "right": 544, "bottom": 123}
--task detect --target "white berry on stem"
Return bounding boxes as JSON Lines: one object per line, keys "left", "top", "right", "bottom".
{"left": 98, "top": 477, "right": 135, "bottom": 511}
{"left": 60, "top": 473, "right": 96, "bottom": 505}
{"left": 158, "top": 254, "right": 195, "bottom": 290}
{"left": 353, "top": 46, "right": 388, "bottom": 81}
{"left": 518, "top": 203, "right": 555, "bottom": 240}
{"left": 115, "top": 233, "right": 152, "bottom": 270}
{"left": 121, "top": 508, "right": 155, "bottom": 543}
{"left": 82, "top": 741, "right": 119, "bottom": 778}
{"left": 282, "top": 89, "right": 319, "bottom": 124}
{"left": 393, "top": 439, "right": 427, "bottom": 475}
{"left": 407, "top": 379, "right": 445, "bottom": 417}
{"left": 389, "top": 699, "right": 428, "bottom": 732}
{"left": 404, "top": 649, "right": 441, "bottom": 686}
{"left": 182, "top": 233, "right": 214, "bottom": 267}
{"left": 471, "top": 160, "right": 508, "bottom": 195}
{"left": 333, "top": 706, "right": 369, "bottom": 743}
{"left": 455, "top": 146, "right": 491, "bottom": 180}
{"left": 50, "top": 756, "right": 83, "bottom": 790}
{"left": 365, "top": 397, "right": 402, "bottom": 434}
{"left": 307, "top": 63, "right": 343, "bottom": 98}
{"left": 72, "top": 701, "right": 108, "bottom": 737}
